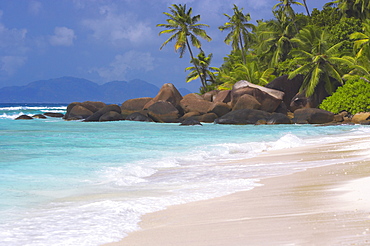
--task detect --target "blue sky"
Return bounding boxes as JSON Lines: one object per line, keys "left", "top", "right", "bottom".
{"left": 0, "top": 0, "right": 329, "bottom": 92}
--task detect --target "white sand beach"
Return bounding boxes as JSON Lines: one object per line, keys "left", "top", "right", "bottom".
{"left": 105, "top": 137, "right": 370, "bottom": 246}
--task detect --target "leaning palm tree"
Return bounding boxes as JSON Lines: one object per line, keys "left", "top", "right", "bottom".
{"left": 185, "top": 51, "right": 219, "bottom": 92}
{"left": 219, "top": 4, "right": 255, "bottom": 64}
{"left": 157, "top": 4, "right": 211, "bottom": 89}
{"left": 288, "top": 25, "right": 352, "bottom": 96}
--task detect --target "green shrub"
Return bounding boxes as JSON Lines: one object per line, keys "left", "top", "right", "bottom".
{"left": 319, "top": 76, "right": 370, "bottom": 114}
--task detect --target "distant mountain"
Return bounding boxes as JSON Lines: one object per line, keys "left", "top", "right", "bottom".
{"left": 0, "top": 77, "right": 164, "bottom": 103}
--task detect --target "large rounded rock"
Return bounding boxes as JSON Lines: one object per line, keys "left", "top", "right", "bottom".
{"left": 126, "top": 112, "right": 153, "bottom": 122}
{"left": 207, "top": 102, "right": 231, "bottom": 117}
{"left": 215, "top": 109, "right": 272, "bottom": 125}
{"left": 198, "top": 113, "right": 218, "bottom": 123}
{"left": 99, "top": 111, "right": 125, "bottom": 122}
{"left": 67, "top": 105, "right": 94, "bottom": 120}
{"left": 64, "top": 101, "right": 106, "bottom": 120}
{"left": 202, "top": 90, "right": 219, "bottom": 102}
{"left": 292, "top": 108, "right": 334, "bottom": 124}
{"left": 121, "top": 97, "right": 152, "bottom": 118}
{"left": 180, "top": 111, "right": 202, "bottom": 120}
{"left": 180, "top": 94, "right": 213, "bottom": 114}
{"left": 184, "top": 93, "right": 204, "bottom": 101}
{"left": 82, "top": 101, "right": 106, "bottom": 112}
{"left": 213, "top": 90, "right": 231, "bottom": 104}
{"left": 352, "top": 112, "right": 370, "bottom": 124}
{"left": 290, "top": 79, "right": 339, "bottom": 112}
{"left": 85, "top": 104, "right": 121, "bottom": 122}
{"left": 147, "top": 101, "right": 180, "bottom": 123}
{"left": 144, "top": 83, "right": 183, "bottom": 109}
{"left": 231, "top": 81, "right": 284, "bottom": 113}
{"left": 232, "top": 94, "right": 261, "bottom": 111}
{"left": 265, "top": 75, "right": 303, "bottom": 111}
{"left": 267, "top": 113, "right": 292, "bottom": 124}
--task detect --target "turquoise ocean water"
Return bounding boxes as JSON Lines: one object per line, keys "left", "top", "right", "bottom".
{"left": 0, "top": 103, "right": 369, "bottom": 245}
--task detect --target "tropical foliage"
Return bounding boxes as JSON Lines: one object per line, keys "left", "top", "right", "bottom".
{"left": 320, "top": 76, "right": 370, "bottom": 114}
{"left": 185, "top": 51, "right": 220, "bottom": 93}
{"left": 218, "top": 4, "right": 255, "bottom": 64}
{"left": 288, "top": 25, "right": 352, "bottom": 96}
{"left": 157, "top": 1, "right": 370, "bottom": 113}
{"left": 157, "top": 4, "right": 211, "bottom": 90}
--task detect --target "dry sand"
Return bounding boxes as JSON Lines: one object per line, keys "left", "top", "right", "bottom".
{"left": 105, "top": 138, "right": 370, "bottom": 246}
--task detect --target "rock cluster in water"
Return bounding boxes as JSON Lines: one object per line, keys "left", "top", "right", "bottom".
{"left": 15, "top": 75, "right": 370, "bottom": 125}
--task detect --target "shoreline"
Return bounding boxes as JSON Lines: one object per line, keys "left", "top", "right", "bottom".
{"left": 104, "top": 137, "right": 370, "bottom": 246}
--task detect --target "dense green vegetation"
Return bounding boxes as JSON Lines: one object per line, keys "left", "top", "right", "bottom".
{"left": 157, "top": 0, "right": 370, "bottom": 113}
{"left": 320, "top": 76, "right": 370, "bottom": 114}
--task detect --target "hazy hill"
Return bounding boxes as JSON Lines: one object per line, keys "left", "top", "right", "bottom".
{"left": 0, "top": 77, "right": 190, "bottom": 103}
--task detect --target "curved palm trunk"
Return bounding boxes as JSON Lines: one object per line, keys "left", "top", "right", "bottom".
{"left": 186, "top": 38, "right": 207, "bottom": 90}
{"left": 302, "top": 0, "right": 310, "bottom": 16}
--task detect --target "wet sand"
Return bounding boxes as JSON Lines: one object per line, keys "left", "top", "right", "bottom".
{"left": 105, "top": 138, "right": 370, "bottom": 246}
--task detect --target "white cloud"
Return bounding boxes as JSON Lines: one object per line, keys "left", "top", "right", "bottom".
{"left": 0, "top": 23, "right": 27, "bottom": 49}
{"left": 0, "top": 56, "right": 27, "bottom": 75}
{"left": 49, "top": 27, "right": 76, "bottom": 46}
{"left": 28, "top": 0, "right": 42, "bottom": 15}
{"left": 82, "top": 5, "right": 153, "bottom": 47}
{"left": 94, "top": 51, "right": 155, "bottom": 81}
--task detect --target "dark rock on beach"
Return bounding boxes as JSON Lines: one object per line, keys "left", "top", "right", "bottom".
{"left": 64, "top": 101, "right": 106, "bottom": 120}
{"left": 126, "top": 112, "right": 153, "bottom": 122}
{"left": 198, "top": 112, "right": 218, "bottom": 123}
{"left": 232, "top": 94, "right": 261, "bottom": 111}
{"left": 180, "top": 93, "right": 213, "bottom": 114}
{"left": 121, "top": 97, "right": 152, "bottom": 118}
{"left": 267, "top": 113, "right": 292, "bottom": 124}
{"left": 207, "top": 102, "right": 231, "bottom": 117}
{"left": 99, "top": 111, "right": 125, "bottom": 122}
{"left": 180, "top": 117, "right": 202, "bottom": 126}
{"left": 66, "top": 104, "right": 94, "bottom": 120}
{"left": 292, "top": 108, "right": 334, "bottom": 124}
{"left": 215, "top": 109, "right": 272, "bottom": 125}
{"left": 84, "top": 104, "right": 121, "bottom": 122}
{"left": 266, "top": 75, "right": 303, "bottom": 112}
{"left": 231, "top": 81, "right": 284, "bottom": 113}
{"left": 44, "top": 112, "right": 64, "bottom": 118}
{"left": 33, "top": 114, "right": 47, "bottom": 119}
{"left": 15, "top": 115, "right": 33, "bottom": 120}
{"left": 144, "top": 83, "right": 183, "bottom": 110}
{"left": 213, "top": 90, "right": 231, "bottom": 104}
{"left": 147, "top": 101, "right": 180, "bottom": 123}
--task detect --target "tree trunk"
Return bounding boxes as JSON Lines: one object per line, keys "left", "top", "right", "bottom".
{"left": 186, "top": 38, "right": 206, "bottom": 91}
{"left": 239, "top": 33, "right": 246, "bottom": 64}
{"left": 302, "top": 0, "right": 311, "bottom": 16}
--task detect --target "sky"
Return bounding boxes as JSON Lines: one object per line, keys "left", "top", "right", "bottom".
{"left": 0, "top": 0, "right": 330, "bottom": 92}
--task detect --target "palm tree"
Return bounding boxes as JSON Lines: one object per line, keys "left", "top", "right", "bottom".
{"left": 185, "top": 51, "right": 219, "bottom": 91}
{"left": 257, "top": 11, "right": 296, "bottom": 68}
{"left": 157, "top": 4, "right": 211, "bottom": 89}
{"left": 325, "top": 0, "right": 370, "bottom": 20}
{"left": 217, "top": 54, "right": 275, "bottom": 89}
{"left": 350, "top": 19, "right": 370, "bottom": 59}
{"left": 288, "top": 25, "right": 353, "bottom": 96}
{"left": 273, "top": 0, "right": 304, "bottom": 22}
{"left": 219, "top": 4, "right": 255, "bottom": 64}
